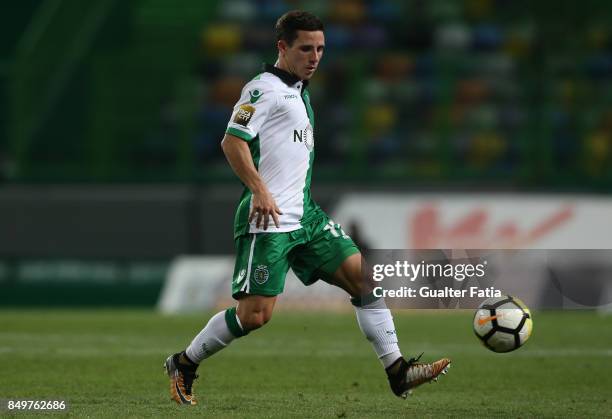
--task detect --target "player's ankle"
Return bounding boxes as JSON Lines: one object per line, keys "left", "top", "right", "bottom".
{"left": 178, "top": 351, "right": 199, "bottom": 368}
{"left": 385, "top": 357, "right": 405, "bottom": 376}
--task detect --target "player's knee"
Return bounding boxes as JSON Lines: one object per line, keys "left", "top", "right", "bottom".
{"left": 343, "top": 274, "right": 367, "bottom": 298}
{"left": 240, "top": 310, "right": 271, "bottom": 331}
{"left": 349, "top": 284, "right": 366, "bottom": 299}
{"left": 245, "top": 314, "right": 265, "bottom": 330}
{"left": 261, "top": 309, "right": 274, "bottom": 326}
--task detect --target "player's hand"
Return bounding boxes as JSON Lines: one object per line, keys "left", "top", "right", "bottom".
{"left": 249, "top": 190, "right": 283, "bottom": 230}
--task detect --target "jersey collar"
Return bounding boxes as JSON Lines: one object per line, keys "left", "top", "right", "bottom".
{"left": 264, "top": 63, "right": 309, "bottom": 89}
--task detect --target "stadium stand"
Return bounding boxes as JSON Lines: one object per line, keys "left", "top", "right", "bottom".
{"left": 1, "top": 0, "right": 611, "bottom": 188}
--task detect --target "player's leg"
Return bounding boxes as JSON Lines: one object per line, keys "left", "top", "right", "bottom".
{"left": 165, "top": 232, "right": 291, "bottom": 405}
{"left": 166, "top": 294, "right": 277, "bottom": 405}
{"left": 289, "top": 220, "right": 406, "bottom": 368}
{"left": 292, "top": 217, "right": 451, "bottom": 397}
{"left": 236, "top": 293, "right": 277, "bottom": 330}
{"left": 185, "top": 294, "right": 277, "bottom": 363}
{"left": 328, "top": 252, "right": 404, "bottom": 368}
{"left": 185, "top": 294, "right": 277, "bottom": 365}
{"left": 329, "top": 252, "right": 451, "bottom": 398}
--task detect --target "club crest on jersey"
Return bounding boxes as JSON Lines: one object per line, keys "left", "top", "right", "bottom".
{"left": 253, "top": 265, "right": 269, "bottom": 285}
{"left": 233, "top": 104, "right": 255, "bottom": 127}
{"left": 293, "top": 124, "right": 314, "bottom": 151}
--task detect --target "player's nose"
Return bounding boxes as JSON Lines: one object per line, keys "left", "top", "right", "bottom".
{"left": 309, "top": 50, "right": 319, "bottom": 63}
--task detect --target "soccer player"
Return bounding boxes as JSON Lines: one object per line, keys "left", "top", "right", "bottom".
{"left": 165, "top": 10, "right": 450, "bottom": 405}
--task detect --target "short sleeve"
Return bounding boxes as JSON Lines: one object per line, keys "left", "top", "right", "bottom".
{"left": 225, "top": 79, "right": 277, "bottom": 142}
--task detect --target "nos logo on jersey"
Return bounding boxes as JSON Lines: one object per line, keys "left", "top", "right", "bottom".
{"left": 293, "top": 124, "right": 314, "bottom": 151}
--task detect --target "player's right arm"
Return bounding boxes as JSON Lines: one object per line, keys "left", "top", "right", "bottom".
{"left": 223, "top": 78, "right": 282, "bottom": 230}
{"left": 221, "top": 134, "right": 282, "bottom": 230}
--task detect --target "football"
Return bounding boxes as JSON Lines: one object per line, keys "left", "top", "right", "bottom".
{"left": 473, "top": 295, "right": 533, "bottom": 353}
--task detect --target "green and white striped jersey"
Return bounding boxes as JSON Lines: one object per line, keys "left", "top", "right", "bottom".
{"left": 226, "top": 64, "right": 323, "bottom": 238}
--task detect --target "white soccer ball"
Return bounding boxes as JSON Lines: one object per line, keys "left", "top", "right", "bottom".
{"left": 473, "top": 295, "right": 533, "bottom": 353}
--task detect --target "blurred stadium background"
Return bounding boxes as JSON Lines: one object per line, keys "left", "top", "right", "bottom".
{"left": 1, "top": 0, "right": 611, "bottom": 308}
{"left": 2, "top": 1, "right": 612, "bottom": 416}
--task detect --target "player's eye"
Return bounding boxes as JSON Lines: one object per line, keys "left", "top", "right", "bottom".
{"left": 300, "top": 46, "right": 312, "bottom": 52}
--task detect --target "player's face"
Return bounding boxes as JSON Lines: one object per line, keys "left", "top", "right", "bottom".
{"left": 279, "top": 30, "right": 325, "bottom": 80}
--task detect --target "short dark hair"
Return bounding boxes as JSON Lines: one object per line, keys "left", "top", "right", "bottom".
{"left": 275, "top": 10, "right": 324, "bottom": 46}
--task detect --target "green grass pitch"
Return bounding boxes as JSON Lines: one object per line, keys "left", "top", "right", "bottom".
{"left": 1, "top": 309, "right": 611, "bottom": 418}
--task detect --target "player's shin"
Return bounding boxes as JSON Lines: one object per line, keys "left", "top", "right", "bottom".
{"left": 352, "top": 293, "right": 403, "bottom": 368}
{"left": 185, "top": 307, "right": 248, "bottom": 364}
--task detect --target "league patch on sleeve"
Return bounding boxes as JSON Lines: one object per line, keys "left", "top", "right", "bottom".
{"left": 233, "top": 104, "right": 255, "bottom": 127}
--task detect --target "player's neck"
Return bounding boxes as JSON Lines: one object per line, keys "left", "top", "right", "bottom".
{"left": 274, "top": 59, "right": 301, "bottom": 81}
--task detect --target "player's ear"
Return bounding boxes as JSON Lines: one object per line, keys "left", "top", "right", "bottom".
{"left": 277, "top": 39, "right": 288, "bottom": 55}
